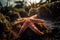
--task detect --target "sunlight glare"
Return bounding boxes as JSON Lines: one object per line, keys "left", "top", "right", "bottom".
{"left": 28, "top": 0, "right": 40, "bottom": 3}
{"left": 27, "top": 0, "right": 47, "bottom": 6}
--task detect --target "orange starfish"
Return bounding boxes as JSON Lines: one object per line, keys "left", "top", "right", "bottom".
{"left": 12, "top": 15, "right": 48, "bottom": 35}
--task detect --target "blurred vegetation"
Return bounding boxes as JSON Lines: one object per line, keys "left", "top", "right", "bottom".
{"left": 0, "top": 0, "right": 60, "bottom": 40}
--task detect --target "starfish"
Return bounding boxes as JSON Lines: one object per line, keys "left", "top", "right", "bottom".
{"left": 12, "top": 14, "right": 49, "bottom": 35}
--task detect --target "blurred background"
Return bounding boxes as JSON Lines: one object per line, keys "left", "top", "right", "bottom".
{"left": 0, "top": 0, "right": 60, "bottom": 40}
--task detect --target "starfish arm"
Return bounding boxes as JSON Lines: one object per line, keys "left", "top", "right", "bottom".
{"left": 32, "top": 19, "right": 49, "bottom": 30}
{"left": 29, "top": 21, "right": 44, "bottom": 35}
{"left": 19, "top": 22, "right": 28, "bottom": 35}
{"left": 11, "top": 19, "right": 25, "bottom": 26}
{"left": 30, "top": 14, "right": 37, "bottom": 19}
{"left": 31, "top": 19, "right": 45, "bottom": 23}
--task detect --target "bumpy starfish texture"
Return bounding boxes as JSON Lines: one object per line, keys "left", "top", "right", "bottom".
{"left": 12, "top": 15, "right": 48, "bottom": 35}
